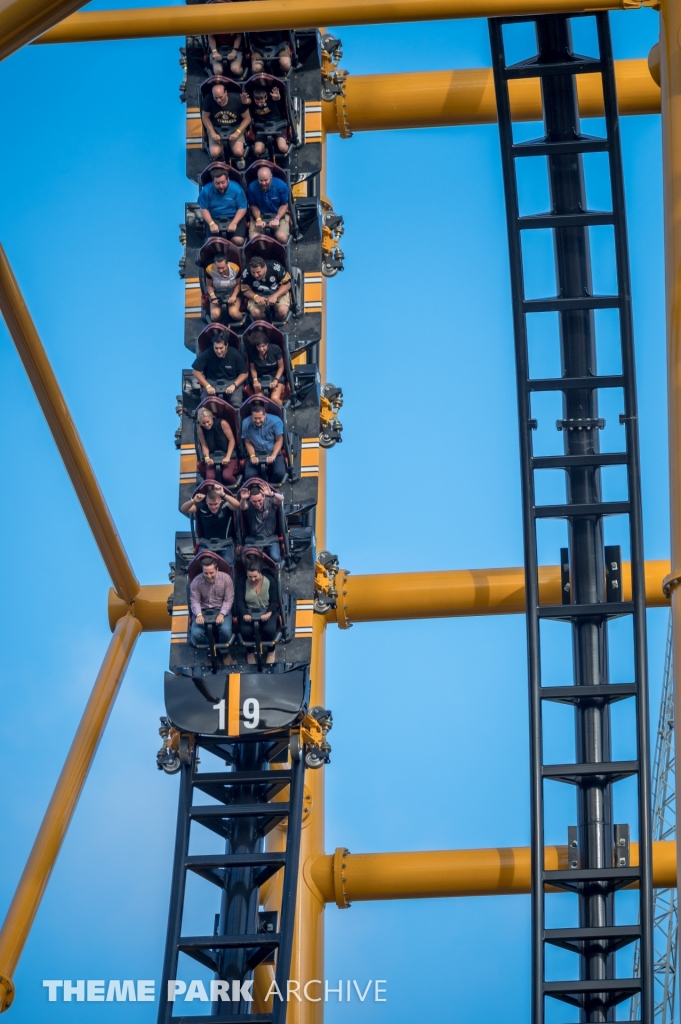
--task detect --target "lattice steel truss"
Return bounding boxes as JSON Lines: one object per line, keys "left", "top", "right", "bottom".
{"left": 631, "top": 615, "right": 677, "bottom": 1022}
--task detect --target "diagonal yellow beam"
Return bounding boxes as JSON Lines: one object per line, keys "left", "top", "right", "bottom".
{"left": 0, "top": 0, "right": 92, "bottom": 62}
{"left": 35, "top": 0, "right": 641, "bottom": 46}
{"left": 0, "top": 244, "right": 139, "bottom": 604}
{"left": 0, "top": 612, "right": 142, "bottom": 1013}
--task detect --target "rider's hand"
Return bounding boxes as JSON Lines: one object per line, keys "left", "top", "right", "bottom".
{"left": 196, "top": 613, "right": 205, "bottom": 625}
{"left": 244, "top": 614, "right": 252, "bottom": 622}
{"left": 216, "top": 613, "right": 225, "bottom": 625}
{"left": 261, "top": 611, "right": 272, "bottom": 622}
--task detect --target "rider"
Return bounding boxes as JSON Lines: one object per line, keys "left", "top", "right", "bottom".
{"left": 241, "top": 399, "right": 285, "bottom": 483}
{"left": 189, "top": 556, "right": 234, "bottom": 662}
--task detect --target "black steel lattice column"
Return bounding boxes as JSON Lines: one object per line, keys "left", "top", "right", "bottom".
{"left": 489, "top": 13, "right": 653, "bottom": 1023}
{"left": 158, "top": 735, "right": 306, "bottom": 1024}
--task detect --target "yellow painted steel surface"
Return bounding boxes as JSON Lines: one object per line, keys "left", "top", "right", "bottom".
{"left": 108, "top": 584, "right": 173, "bottom": 631}
{"left": 288, "top": 126, "right": 328, "bottom": 1024}
{"left": 36, "top": 0, "right": 642, "bottom": 45}
{"left": 0, "top": 613, "right": 142, "bottom": 1013}
{"left": 326, "top": 558, "right": 670, "bottom": 625}
{"left": 0, "top": 245, "right": 139, "bottom": 605}
{"left": 108, "top": 560, "right": 671, "bottom": 632}
{"left": 309, "top": 841, "right": 677, "bottom": 903}
{"left": 0, "top": 0, "right": 90, "bottom": 62}
{"left": 660, "top": 0, "right": 681, "bottom": 930}
{"left": 322, "top": 59, "right": 660, "bottom": 134}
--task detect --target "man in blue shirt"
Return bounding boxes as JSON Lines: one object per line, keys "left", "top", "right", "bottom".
{"left": 247, "top": 165, "right": 290, "bottom": 244}
{"left": 241, "top": 400, "right": 286, "bottom": 483}
{"left": 198, "top": 167, "right": 248, "bottom": 244}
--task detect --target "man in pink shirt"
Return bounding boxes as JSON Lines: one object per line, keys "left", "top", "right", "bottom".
{"left": 189, "top": 557, "right": 234, "bottom": 655}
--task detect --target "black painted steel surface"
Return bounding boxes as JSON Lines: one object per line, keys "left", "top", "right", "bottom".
{"left": 489, "top": 13, "right": 653, "bottom": 1022}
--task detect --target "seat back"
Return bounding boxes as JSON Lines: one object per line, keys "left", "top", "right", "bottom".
{"left": 196, "top": 395, "right": 240, "bottom": 446}
{"left": 244, "top": 158, "right": 288, "bottom": 189}
{"left": 197, "top": 323, "right": 243, "bottom": 355}
{"left": 188, "top": 547, "right": 233, "bottom": 583}
{"left": 243, "top": 233, "right": 288, "bottom": 270}
{"left": 239, "top": 393, "right": 284, "bottom": 427}
{"left": 198, "top": 236, "right": 243, "bottom": 271}
{"left": 199, "top": 159, "right": 244, "bottom": 190}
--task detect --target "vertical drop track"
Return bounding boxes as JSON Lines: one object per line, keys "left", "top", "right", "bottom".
{"left": 489, "top": 13, "right": 653, "bottom": 1023}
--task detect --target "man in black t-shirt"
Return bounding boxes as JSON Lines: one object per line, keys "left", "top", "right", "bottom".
{"left": 247, "top": 328, "right": 286, "bottom": 406}
{"left": 201, "top": 82, "right": 251, "bottom": 163}
{"left": 192, "top": 336, "right": 248, "bottom": 407}
{"left": 241, "top": 256, "right": 291, "bottom": 322}
{"left": 249, "top": 85, "right": 289, "bottom": 157}
{"left": 181, "top": 484, "right": 237, "bottom": 559}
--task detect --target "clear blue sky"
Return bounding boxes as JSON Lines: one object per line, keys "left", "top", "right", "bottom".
{"left": 0, "top": 5, "right": 668, "bottom": 1022}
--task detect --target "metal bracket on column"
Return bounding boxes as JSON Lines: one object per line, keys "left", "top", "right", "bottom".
{"left": 333, "top": 847, "right": 351, "bottom": 909}
{"left": 662, "top": 570, "right": 681, "bottom": 598}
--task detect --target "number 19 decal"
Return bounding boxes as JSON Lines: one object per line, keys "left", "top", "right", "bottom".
{"left": 243, "top": 697, "right": 260, "bottom": 730}
{"left": 212, "top": 696, "right": 260, "bottom": 731}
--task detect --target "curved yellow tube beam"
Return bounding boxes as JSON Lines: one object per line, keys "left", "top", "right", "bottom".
{"left": 310, "top": 841, "right": 677, "bottom": 905}
{"left": 36, "top": 0, "right": 640, "bottom": 46}
{"left": 0, "top": 613, "right": 142, "bottom": 1013}
{"left": 0, "top": 244, "right": 139, "bottom": 605}
{"left": 323, "top": 59, "right": 660, "bottom": 134}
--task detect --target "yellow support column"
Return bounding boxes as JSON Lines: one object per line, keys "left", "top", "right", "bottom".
{"left": 288, "top": 113, "right": 328, "bottom": 1024}
{"left": 661, "top": 0, "right": 681, "bottom": 928}
{"left": 0, "top": 613, "right": 142, "bottom": 1012}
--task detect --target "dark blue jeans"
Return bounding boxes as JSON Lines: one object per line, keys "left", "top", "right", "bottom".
{"left": 190, "top": 615, "right": 233, "bottom": 647}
